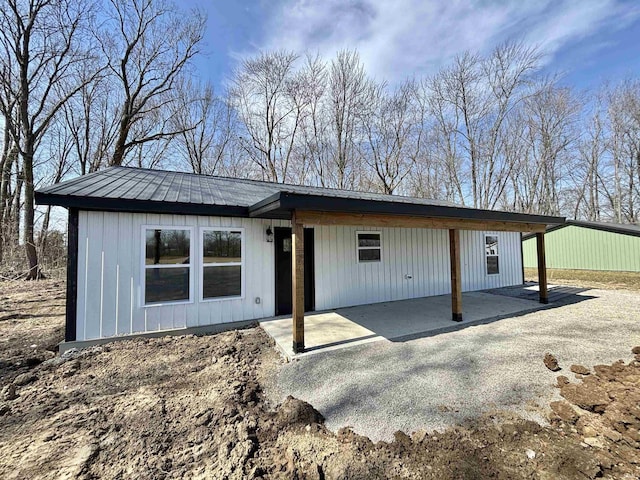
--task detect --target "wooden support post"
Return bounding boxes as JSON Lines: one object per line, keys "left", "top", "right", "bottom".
{"left": 536, "top": 232, "right": 548, "bottom": 304}
{"left": 449, "top": 229, "right": 462, "bottom": 322}
{"left": 292, "top": 211, "right": 305, "bottom": 353}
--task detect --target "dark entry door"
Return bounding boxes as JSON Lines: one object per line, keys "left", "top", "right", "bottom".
{"left": 275, "top": 227, "right": 314, "bottom": 315}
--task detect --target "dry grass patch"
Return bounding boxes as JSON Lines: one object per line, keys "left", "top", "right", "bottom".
{"left": 525, "top": 268, "right": 640, "bottom": 292}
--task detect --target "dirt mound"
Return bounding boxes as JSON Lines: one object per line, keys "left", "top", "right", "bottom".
{"left": 274, "top": 395, "right": 324, "bottom": 428}
{"left": 551, "top": 350, "right": 640, "bottom": 475}
{"left": 3, "top": 329, "right": 639, "bottom": 479}
{"left": 1, "top": 282, "right": 639, "bottom": 479}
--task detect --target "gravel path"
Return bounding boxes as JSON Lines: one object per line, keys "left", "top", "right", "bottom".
{"left": 267, "top": 289, "right": 640, "bottom": 441}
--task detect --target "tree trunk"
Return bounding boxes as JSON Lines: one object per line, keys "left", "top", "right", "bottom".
{"left": 39, "top": 204, "right": 52, "bottom": 261}
{"left": 11, "top": 166, "right": 23, "bottom": 247}
{"left": 23, "top": 142, "right": 41, "bottom": 279}
{"left": 110, "top": 113, "right": 130, "bottom": 167}
{"left": 0, "top": 130, "right": 12, "bottom": 264}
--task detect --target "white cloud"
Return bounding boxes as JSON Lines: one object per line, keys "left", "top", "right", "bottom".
{"left": 252, "top": 0, "right": 640, "bottom": 83}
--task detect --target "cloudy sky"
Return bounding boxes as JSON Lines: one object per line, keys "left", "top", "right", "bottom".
{"left": 187, "top": 0, "right": 640, "bottom": 90}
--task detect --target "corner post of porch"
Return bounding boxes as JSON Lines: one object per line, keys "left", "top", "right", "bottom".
{"left": 536, "top": 231, "right": 548, "bottom": 304}
{"left": 292, "top": 211, "right": 305, "bottom": 353}
{"left": 449, "top": 229, "right": 462, "bottom": 322}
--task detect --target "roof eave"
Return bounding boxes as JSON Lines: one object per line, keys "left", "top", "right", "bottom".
{"left": 523, "top": 219, "right": 640, "bottom": 240}
{"left": 249, "top": 192, "right": 565, "bottom": 225}
{"left": 35, "top": 192, "right": 249, "bottom": 218}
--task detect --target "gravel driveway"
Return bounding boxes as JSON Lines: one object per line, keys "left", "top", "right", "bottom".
{"left": 267, "top": 288, "right": 640, "bottom": 441}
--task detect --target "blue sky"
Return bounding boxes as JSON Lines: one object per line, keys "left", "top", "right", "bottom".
{"left": 186, "top": 0, "right": 640, "bottom": 93}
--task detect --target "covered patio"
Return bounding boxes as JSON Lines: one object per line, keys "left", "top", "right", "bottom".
{"left": 250, "top": 194, "right": 563, "bottom": 354}
{"left": 261, "top": 288, "right": 549, "bottom": 359}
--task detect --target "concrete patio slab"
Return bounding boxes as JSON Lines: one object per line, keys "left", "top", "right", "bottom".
{"left": 260, "top": 290, "right": 548, "bottom": 359}
{"left": 266, "top": 288, "right": 632, "bottom": 442}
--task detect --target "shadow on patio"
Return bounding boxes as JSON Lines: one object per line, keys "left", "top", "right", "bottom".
{"left": 259, "top": 285, "right": 594, "bottom": 359}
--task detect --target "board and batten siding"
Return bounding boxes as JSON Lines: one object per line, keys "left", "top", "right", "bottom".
{"left": 75, "top": 211, "right": 289, "bottom": 341}
{"left": 311, "top": 226, "right": 523, "bottom": 311}
{"left": 75, "top": 211, "right": 524, "bottom": 341}
{"left": 523, "top": 225, "right": 640, "bottom": 272}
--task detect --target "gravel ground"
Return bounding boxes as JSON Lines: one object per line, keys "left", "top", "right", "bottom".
{"left": 267, "top": 288, "right": 640, "bottom": 441}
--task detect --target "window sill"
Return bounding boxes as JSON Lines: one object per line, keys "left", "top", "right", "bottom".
{"left": 143, "top": 299, "right": 193, "bottom": 308}
{"left": 200, "top": 295, "right": 244, "bottom": 303}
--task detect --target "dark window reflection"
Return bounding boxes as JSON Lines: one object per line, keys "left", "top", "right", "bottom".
{"left": 203, "top": 230, "right": 242, "bottom": 264}
{"left": 358, "top": 248, "right": 381, "bottom": 262}
{"left": 145, "top": 268, "right": 190, "bottom": 303}
{"left": 203, "top": 265, "right": 241, "bottom": 299}
{"left": 358, "top": 233, "right": 381, "bottom": 247}
{"left": 145, "top": 229, "right": 190, "bottom": 265}
{"left": 486, "top": 256, "right": 499, "bottom": 275}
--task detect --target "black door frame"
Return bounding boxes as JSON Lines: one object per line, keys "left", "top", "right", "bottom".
{"left": 274, "top": 227, "right": 315, "bottom": 315}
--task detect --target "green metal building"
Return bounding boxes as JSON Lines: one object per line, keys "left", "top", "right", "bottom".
{"left": 522, "top": 220, "right": 640, "bottom": 272}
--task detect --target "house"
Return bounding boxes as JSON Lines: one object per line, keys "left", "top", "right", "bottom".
{"left": 35, "top": 166, "right": 564, "bottom": 353}
{"left": 522, "top": 220, "right": 640, "bottom": 272}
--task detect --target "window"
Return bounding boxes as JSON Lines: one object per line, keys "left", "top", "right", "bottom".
{"left": 143, "top": 228, "right": 192, "bottom": 305}
{"left": 485, "top": 234, "right": 499, "bottom": 275}
{"left": 356, "top": 231, "right": 381, "bottom": 262}
{"left": 201, "top": 228, "right": 243, "bottom": 300}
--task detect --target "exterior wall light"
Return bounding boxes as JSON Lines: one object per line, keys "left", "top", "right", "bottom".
{"left": 266, "top": 226, "right": 274, "bottom": 242}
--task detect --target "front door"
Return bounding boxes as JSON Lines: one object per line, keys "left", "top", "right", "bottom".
{"left": 275, "top": 227, "right": 315, "bottom": 315}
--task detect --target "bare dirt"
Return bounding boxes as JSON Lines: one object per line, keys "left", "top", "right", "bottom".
{"left": 1, "top": 281, "right": 639, "bottom": 479}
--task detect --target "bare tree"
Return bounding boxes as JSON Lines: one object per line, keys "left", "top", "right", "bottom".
{"left": 0, "top": 104, "right": 18, "bottom": 263}
{"left": 427, "top": 43, "right": 541, "bottom": 208}
{"left": 171, "top": 80, "right": 236, "bottom": 175}
{"left": 328, "top": 50, "right": 372, "bottom": 189}
{"left": 572, "top": 94, "right": 606, "bottom": 220}
{"left": 0, "top": 0, "right": 98, "bottom": 278}
{"left": 606, "top": 80, "right": 640, "bottom": 223}
{"left": 38, "top": 117, "right": 74, "bottom": 260}
{"left": 360, "top": 80, "right": 417, "bottom": 194}
{"left": 99, "top": 0, "right": 205, "bottom": 167}
{"left": 296, "top": 55, "right": 331, "bottom": 186}
{"left": 230, "top": 50, "right": 303, "bottom": 182}
{"left": 421, "top": 75, "right": 466, "bottom": 203}
{"left": 62, "top": 72, "right": 118, "bottom": 175}
{"left": 511, "top": 83, "right": 582, "bottom": 215}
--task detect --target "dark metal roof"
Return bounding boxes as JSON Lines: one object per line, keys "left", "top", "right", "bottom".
{"left": 523, "top": 219, "right": 640, "bottom": 240}
{"left": 36, "top": 166, "right": 565, "bottom": 225}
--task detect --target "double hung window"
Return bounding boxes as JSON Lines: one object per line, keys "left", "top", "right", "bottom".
{"left": 201, "top": 229, "right": 243, "bottom": 300}
{"left": 485, "top": 235, "right": 499, "bottom": 275}
{"left": 356, "top": 231, "right": 382, "bottom": 262}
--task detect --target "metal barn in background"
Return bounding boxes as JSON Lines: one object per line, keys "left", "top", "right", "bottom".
{"left": 522, "top": 220, "right": 640, "bottom": 272}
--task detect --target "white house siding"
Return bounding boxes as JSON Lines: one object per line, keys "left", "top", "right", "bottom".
{"left": 75, "top": 211, "right": 289, "bottom": 341}
{"left": 311, "top": 225, "right": 523, "bottom": 311}
{"left": 76, "top": 211, "right": 523, "bottom": 341}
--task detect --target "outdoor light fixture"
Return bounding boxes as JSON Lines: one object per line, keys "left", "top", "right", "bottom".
{"left": 266, "top": 226, "right": 274, "bottom": 243}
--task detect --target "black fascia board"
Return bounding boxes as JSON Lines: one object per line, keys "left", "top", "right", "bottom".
{"left": 35, "top": 192, "right": 250, "bottom": 217}
{"left": 248, "top": 192, "right": 282, "bottom": 217}
{"left": 65, "top": 208, "right": 79, "bottom": 342}
{"left": 270, "top": 192, "right": 565, "bottom": 225}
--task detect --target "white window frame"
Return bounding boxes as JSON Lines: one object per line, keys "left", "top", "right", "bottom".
{"left": 484, "top": 234, "right": 500, "bottom": 276}
{"left": 199, "top": 227, "right": 245, "bottom": 302}
{"left": 141, "top": 225, "right": 195, "bottom": 307}
{"left": 356, "top": 231, "right": 382, "bottom": 263}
